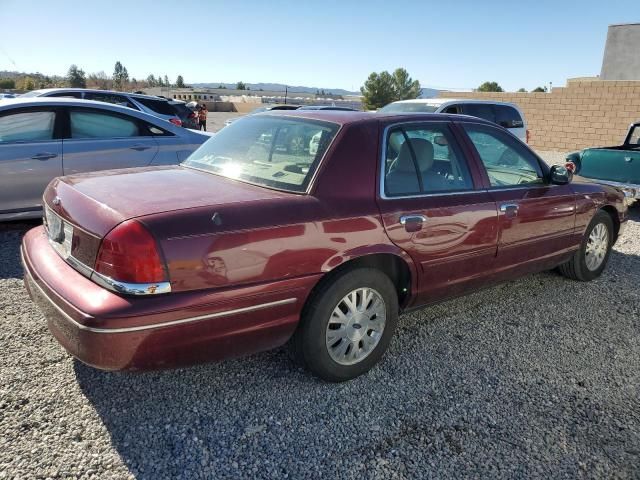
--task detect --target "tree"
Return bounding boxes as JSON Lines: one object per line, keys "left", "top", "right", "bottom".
{"left": 360, "top": 71, "right": 396, "bottom": 110}
{"left": 164, "top": 75, "right": 170, "bottom": 87}
{"left": 88, "top": 71, "right": 109, "bottom": 89}
{"left": 531, "top": 86, "right": 547, "bottom": 93}
{"left": 236, "top": 81, "right": 246, "bottom": 90}
{"left": 392, "top": 68, "right": 421, "bottom": 100}
{"left": 66, "top": 64, "right": 86, "bottom": 88}
{"left": 176, "top": 75, "right": 185, "bottom": 88}
{"left": 517, "top": 88, "right": 526, "bottom": 92}
{"left": 146, "top": 74, "right": 157, "bottom": 87}
{"left": 0, "top": 78, "right": 15, "bottom": 89}
{"left": 477, "top": 81, "right": 503, "bottom": 92}
{"left": 113, "top": 61, "right": 129, "bottom": 91}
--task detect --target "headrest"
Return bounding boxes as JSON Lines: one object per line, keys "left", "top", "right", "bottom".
{"left": 394, "top": 138, "right": 434, "bottom": 173}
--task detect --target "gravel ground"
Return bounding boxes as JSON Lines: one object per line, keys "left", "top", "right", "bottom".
{"left": 1, "top": 211, "right": 639, "bottom": 479}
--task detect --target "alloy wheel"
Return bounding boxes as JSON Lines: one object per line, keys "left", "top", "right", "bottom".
{"left": 325, "top": 287, "right": 386, "bottom": 366}
{"left": 585, "top": 223, "right": 609, "bottom": 271}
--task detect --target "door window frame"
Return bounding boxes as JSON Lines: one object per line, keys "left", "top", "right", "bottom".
{"left": 456, "top": 120, "right": 550, "bottom": 191}
{"left": 378, "top": 120, "right": 485, "bottom": 200}
{"left": 0, "top": 106, "right": 64, "bottom": 145}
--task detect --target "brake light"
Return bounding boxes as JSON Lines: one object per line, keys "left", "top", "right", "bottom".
{"left": 526, "top": 129, "right": 530, "bottom": 144}
{"left": 169, "top": 117, "right": 182, "bottom": 127}
{"left": 94, "top": 220, "right": 167, "bottom": 284}
{"left": 188, "top": 112, "right": 196, "bottom": 119}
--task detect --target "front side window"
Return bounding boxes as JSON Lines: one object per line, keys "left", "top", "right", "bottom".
{"left": 183, "top": 115, "right": 339, "bottom": 193}
{"left": 0, "top": 111, "right": 55, "bottom": 143}
{"left": 70, "top": 110, "right": 139, "bottom": 138}
{"left": 463, "top": 124, "right": 543, "bottom": 187}
{"left": 383, "top": 123, "right": 473, "bottom": 196}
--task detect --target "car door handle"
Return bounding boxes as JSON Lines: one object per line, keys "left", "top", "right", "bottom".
{"left": 399, "top": 215, "right": 428, "bottom": 225}
{"left": 500, "top": 203, "right": 519, "bottom": 215}
{"left": 130, "top": 144, "right": 152, "bottom": 151}
{"left": 31, "top": 152, "right": 58, "bottom": 161}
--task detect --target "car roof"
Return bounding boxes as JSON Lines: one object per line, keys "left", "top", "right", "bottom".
{"left": 388, "top": 98, "right": 520, "bottom": 108}
{"left": 0, "top": 97, "right": 184, "bottom": 130}
{"left": 25, "top": 88, "right": 170, "bottom": 101}
{"left": 261, "top": 109, "right": 497, "bottom": 127}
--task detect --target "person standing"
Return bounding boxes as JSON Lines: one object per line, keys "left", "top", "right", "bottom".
{"left": 199, "top": 103, "right": 208, "bottom": 131}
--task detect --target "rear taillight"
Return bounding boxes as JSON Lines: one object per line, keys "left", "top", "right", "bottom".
{"left": 526, "top": 129, "right": 530, "bottom": 144}
{"left": 169, "top": 117, "right": 182, "bottom": 127}
{"left": 188, "top": 112, "right": 196, "bottom": 119}
{"left": 94, "top": 220, "right": 166, "bottom": 284}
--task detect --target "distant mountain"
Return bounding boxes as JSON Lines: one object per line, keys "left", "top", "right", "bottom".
{"left": 191, "top": 82, "right": 360, "bottom": 96}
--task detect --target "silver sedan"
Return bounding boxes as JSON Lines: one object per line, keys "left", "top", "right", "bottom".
{"left": 0, "top": 98, "right": 211, "bottom": 221}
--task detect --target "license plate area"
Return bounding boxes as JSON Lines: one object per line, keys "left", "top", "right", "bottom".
{"left": 45, "top": 207, "right": 73, "bottom": 259}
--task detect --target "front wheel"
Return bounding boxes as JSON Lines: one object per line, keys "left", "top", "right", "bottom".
{"left": 558, "top": 210, "right": 614, "bottom": 281}
{"left": 291, "top": 268, "right": 398, "bottom": 382}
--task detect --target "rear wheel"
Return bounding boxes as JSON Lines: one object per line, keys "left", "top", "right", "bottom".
{"left": 292, "top": 268, "right": 398, "bottom": 382}
{"left": 558, "top": 210, "right": 614, "bottom": 281}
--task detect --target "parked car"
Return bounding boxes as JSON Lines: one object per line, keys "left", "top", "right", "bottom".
{"left": 566, "top": 122, "right": 640, "bottom": 205}
{"left": 0, "top": 98, "right": 210, "bottom": 221}
{"left": 224, "top": 104, "right": 301, "bottom": 127}
{"left": 21, "top": 88, "right": 184, "bottom": 127}
{"left": 22, "top": 111, "right": 627, "bottom": 381}
{"left": 379, "top": 99, "right": 529, "bottom": 143}
{"left": 297, "top": 105, "right": 358, "bottom": 111}
{"left": 0, "top": 93, "right": 16, "bottom": 100}
{"left": 169, "top": 99, "right": 199, "bottom": 129}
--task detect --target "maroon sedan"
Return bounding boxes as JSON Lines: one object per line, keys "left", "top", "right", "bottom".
{"left": 22, "top": 111, "right": 627, "bottom": 381}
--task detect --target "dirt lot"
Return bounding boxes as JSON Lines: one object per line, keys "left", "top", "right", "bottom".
{"left": 1, "top": 210, "right": 639, "bottom": 479}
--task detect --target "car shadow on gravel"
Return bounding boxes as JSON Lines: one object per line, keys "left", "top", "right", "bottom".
{"left": 0, "top": 221, "right": 39, "bottom": 279}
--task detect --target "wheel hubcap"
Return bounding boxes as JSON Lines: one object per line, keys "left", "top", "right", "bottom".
{"left": 325, "top": 287, "right": 386, "bottom": 366}
{"left": 585, "top": 223, "right": 609, "bottom": 271}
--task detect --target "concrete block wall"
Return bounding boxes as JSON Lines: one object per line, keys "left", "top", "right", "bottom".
{"left": 439, "top": 78, "right": 640, "bottom": 155}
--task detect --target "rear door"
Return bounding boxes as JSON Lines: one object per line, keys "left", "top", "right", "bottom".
{"left": 376, "top": 120, "right": 499, "bottom": 306}
{"left": 0, "top": 107, "right": 63, "bottom": 215}
{"left": 460, "top": 122, "right": 576, "bottom": 276}
{"left": 61, "top": 107, "right": 159, "bottom": 175}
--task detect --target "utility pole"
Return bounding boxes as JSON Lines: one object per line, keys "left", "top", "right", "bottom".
{"left": 284, "top": 85, "right": 288, "bottom": 104}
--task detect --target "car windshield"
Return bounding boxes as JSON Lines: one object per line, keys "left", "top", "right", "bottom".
{"left": 20, "top": 90, "right": 47, "bottom": 97}
{"left": 183, "top": 115, "right": 340, "bottom": 192}
{"left": 378, "top": 103, "right": 439, "bottom": 113}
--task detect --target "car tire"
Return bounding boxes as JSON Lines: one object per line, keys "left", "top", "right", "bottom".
{"left": 558, "top": 210, "right": 614, "bottom": 281}
{"left": 291, "top": 268, "right": 398, "bottom": 382}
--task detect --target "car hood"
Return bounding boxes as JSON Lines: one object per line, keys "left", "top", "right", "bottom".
{"left": 45, "top": 165, "right": 290, "bottom": 237}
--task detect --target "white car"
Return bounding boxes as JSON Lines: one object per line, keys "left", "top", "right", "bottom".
{"left": 379, "top": 99, "right": 529, "bottom": 143}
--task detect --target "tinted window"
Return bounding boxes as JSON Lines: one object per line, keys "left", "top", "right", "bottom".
{"left": 70, "top": 111, "right": 140, "bottom": 138}
{"left": 183, "top": 116, "right": 339, "bottom": 193}
{"left": 0, "top": 111, "right": 55, "bottom": 143}
{"left": 134, "top": 97, "right": 176, "bottom": 115}
{"left": 463, "top": 124, "right": 542, "bottom": 187}
{"left": 461, "top": 104, "right": 496, "bottom": 123}
{"left": 494, "top": 105, "right": 524, "bottom": 129}
{"left": 84, "top": 92, "right": 136, "bottom": 109}
{"left": 50, "top": 92, "right": 83, "bottom": 99}
{"left": 384, "top": 124, "right": 473, "bottom": 196}
{"left": 443, "top": 105, "right": 459, "bottom": 114}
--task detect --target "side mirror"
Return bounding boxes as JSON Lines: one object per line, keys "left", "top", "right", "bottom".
{"left": 549, "top": 164, "right": 572, "bottom": 185}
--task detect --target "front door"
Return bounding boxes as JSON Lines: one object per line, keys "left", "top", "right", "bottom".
{"left": 62, "top": 107, "right": 158, "bottom": 175}
{"left": 376, "top": 121, "right": 499, "bottom": 306}
{"left": 460, "top": 122, "right": 576, "bottom": 276}
{"left": 0, "top": 108, "right": 63, "bottom": 215}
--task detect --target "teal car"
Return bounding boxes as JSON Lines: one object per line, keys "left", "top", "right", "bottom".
{"left": 567, "top": 122, "right": 640, "bottom": 205}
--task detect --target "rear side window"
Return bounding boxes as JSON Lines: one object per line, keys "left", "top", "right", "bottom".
{"left": 171, "top": 103, "right": 194, "bottom": 118}
{"left": 0, "top": 111, "right": 55, "bottom": 143}
{"left": 627, "top": 126, "right": 640, "bottom": 145}
{"left": 494, "top": 105, "right": 524, "bottom": 129}
{"left": 384, "top": 123, "right": 473, "bottom": 196}
{"left": 50, "top": 92, "right": 82, "bottom": 99}
{"left": 460, "top": 103, "right": 496, "bottom": 123}
{"left": 84, "top": 92, "right": 136, "bottom": 110}
{"left": 134, "top": 97, "right": 176, "bottom": 115}
{"left": 70, "top": 111, "right": 140, "bottom": 138}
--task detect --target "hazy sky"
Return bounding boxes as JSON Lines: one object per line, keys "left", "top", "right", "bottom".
{"left": 0, "top": 0, "right": 636, "bottom": 92}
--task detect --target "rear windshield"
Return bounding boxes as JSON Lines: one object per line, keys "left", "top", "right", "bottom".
{"left": 134, "top": 97, "right": 176, "bottom": 115}
{"left": 378, "top": 102, "right": 439, "bottom": 114}
{"left": 171, "top": 103, "right": 194, "bottom": 117}
{"left": 183, "top": 115, "right": 340, "bottom": 193}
